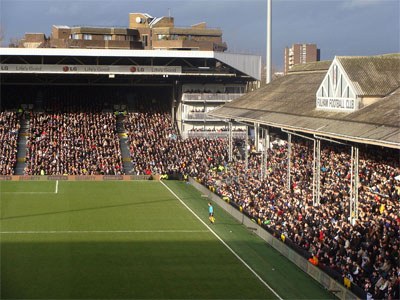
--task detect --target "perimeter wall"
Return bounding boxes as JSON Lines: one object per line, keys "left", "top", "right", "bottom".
{"left": 0, "top": 175, "right": 155, "bottom": 181}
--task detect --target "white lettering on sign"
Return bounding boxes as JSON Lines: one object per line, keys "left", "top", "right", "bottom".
{"left": 0, "top": 64, "right": 182, "bottom": 75}
{"left": 316, "top": 97, "right": 357, "bottom": 112}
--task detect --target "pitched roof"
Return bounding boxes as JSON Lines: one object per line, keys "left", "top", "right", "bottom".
{"left": 337, "top": 53, "right": 400, "bottom": 96}
{"left": 289, "top": 60, "right": 332, "bottom": 73}
{"left": 209, "top": 58, "right": 400, "bottom": 149}
{"left": 342, "top": 87, "right": 400, "bottom": 127}
{"left": 221, "top": 61, "right": 347, "bottom": 119}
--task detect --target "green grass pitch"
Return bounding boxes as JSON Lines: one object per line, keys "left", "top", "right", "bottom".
{"left": 0, "top": 180, "right": 334, "bottom": 299}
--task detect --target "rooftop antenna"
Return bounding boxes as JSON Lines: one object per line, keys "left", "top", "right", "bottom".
{"left": 168, "top": 8, "right": 171, "bottom": 18}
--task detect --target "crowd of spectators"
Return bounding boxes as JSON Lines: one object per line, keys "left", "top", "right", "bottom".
{"left": 25, "top": 103, "right": 123, "bottom": 175}
{"left": 125, "top": 108, "right": 399, "bottom": 299}
{"left": 1, "top": 99, "right": 398, "bottom": 299}
{"left": 198, "top": 140, "right": 399, "bottom": 300}
{"left": 0, "top": 112, "right": 20, "bottom": 175}
{"left": 124, "top": 107, "right": 232, "bottom": 176}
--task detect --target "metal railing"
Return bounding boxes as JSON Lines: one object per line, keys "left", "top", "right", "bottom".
{"left": 182, "top": 131, "right": 247, "bottom": 139}
{"left": 183, "top": 112, "right": 220, "bottom": 120}
{"left": 182, "top": 93, "right": 243, "bottom": 102}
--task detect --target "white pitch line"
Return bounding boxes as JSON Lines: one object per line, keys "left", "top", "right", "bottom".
{"left": 0, "top": 230, "right": 209, "bottom": 234}
{"left": 160, "top": 181, "right": 283, "bottom": 300}
{"left": 1, "top": 192, "right": 54, "bottom": 194}
{"left": 55, "top": 180, "right": 59, "bottom": 194}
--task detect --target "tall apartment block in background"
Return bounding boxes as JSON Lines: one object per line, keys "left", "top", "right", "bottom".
{"left": 284, "top": 43, "right": 320, "bottom": 74}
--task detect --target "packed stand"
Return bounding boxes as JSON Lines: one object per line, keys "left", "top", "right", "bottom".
{"left": 0, "top": 112, "right": 20, "bottom": 175}
{"left": 123, "top": 106, "right": 398, "bottom": 299}
{"left": 25, "top": 102, "right": 123, "bottom": 175}
{"left": 197, "top": 140, "right": 399, "bottom": 299}
{"left": 124, "top": 106, "right": 233, "bottom": 177}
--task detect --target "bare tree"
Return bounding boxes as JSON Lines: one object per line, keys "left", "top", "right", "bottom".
{"left": 8, "top": 37, "right": 22, "bottom": 48}
{"left": 259, "top": 64, "right": 283, "bottom": 87}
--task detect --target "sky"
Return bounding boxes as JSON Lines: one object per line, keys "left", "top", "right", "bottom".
{"left": 0, "top": 0, "right": 399, "bottom": 71}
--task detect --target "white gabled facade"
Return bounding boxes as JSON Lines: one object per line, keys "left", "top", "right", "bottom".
{"left": 316, "top": 57, "right": 359, "bottom": 112}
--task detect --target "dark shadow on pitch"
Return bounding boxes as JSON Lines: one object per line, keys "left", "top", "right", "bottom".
{"left": 0, "top": 239, "right": 334, "bottom": 300}
{"left": 0, "top": 198, "right": 175, "bottom": 221}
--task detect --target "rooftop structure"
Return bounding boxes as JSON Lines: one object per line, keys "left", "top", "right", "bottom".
{"left": 17, "top": 11, "right": 227, "bottom": 51}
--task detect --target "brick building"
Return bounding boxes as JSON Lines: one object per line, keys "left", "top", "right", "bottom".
{"left": 129, "top": 13, "right": 226, "bottom": 51}
{"left": 19, "top": 12, "right": 227, "bottom": 51}
{"left": 48, "top": 26, "right": 143, "bottom": 49}
{"left": 284, "top": 43, "right": 320, "bottom": 74}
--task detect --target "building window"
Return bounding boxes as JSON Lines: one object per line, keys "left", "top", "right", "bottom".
{"left": 142, "top": 35, "right": 148, "bottom": 47}
{"left": 104, "top": 35, "right": 112, "bottom": 41}
{"left": 126, "top": 35, "right": 134, "bottom": 41}
{"left": 83, "top": 34, "right": 92, "bottom": 40}
{"left": 71, "top": 33, "right": 79, "bottom": 40}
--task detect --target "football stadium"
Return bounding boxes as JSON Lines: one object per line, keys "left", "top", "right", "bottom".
{"left": 1, "top": 10, "right": 400, "bottom": 300}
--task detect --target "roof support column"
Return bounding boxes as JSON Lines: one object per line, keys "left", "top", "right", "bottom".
{"left": 245, "top": 126, "right": 249, "bottom": 171}
{"left": 254, "top": 122, "right": 260, "bottom": 152}
{"left": 282, "top": 129, "right": 318, "bottom": 205}
{"left": 350, "top": 145, "right": 359, "bottom": 225}
{"left": 203, "top": 99, "right": 206, "bottom": 125}
{"left": 287, "top": 132, "right": 292, "bottom": 191}
{"left": 172, "top": 80, "right": 176, "bottom": 124}
{"left": 314, "top": 135, "right": 359, "bottom": 222}
{"left": 228, "top": 121, "right": 233, "bottom": 162}
{"left": 261, "top": 127, "right": 269, "bottom": 180}
{"left": 260, "top": 128, "right": 265, "bottom": 179}
{"left": 315, "top": 139, "right": 321, "bottom": 206}
{"left": 171, "top": 105, "right": 175, "bottom": 125}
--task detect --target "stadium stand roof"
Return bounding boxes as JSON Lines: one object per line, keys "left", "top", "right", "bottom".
{"left": 0, "top": 48, "right": 261, "bottom": 80}
{"left": 337, "top": 54, "right": 400, "bottom": 96}
{"left": 209, "top": 54, "right": 400, "bottom": 149}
